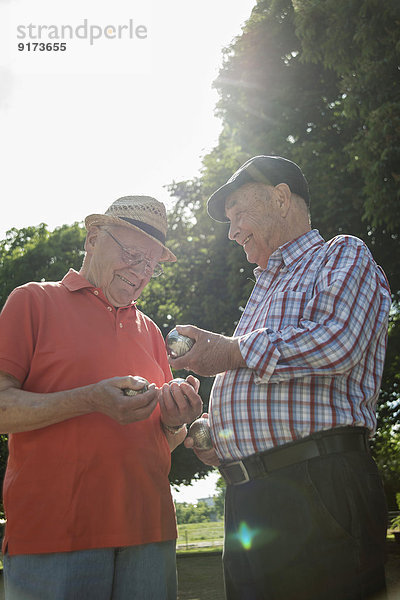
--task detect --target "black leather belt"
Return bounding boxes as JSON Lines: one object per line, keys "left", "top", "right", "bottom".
{"left": 219, "top": 427, "right": 370, "bottom": 486}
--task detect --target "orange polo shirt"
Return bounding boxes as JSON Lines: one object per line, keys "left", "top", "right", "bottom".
{"left": 0, "top": 269, "right": 176, "bottom": 556}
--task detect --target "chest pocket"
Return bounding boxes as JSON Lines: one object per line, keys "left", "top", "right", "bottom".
{"left": 255, "top": 290, "right": 309, "bottom": 331}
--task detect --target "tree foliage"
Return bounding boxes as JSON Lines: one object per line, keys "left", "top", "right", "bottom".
{"left": 174, "top": 477, "right": 226, "bottom": 523}
{"left": 293, "top": 0, "right": 400, "bottom": 233}
{"left": 175, "top": 500, "right": 222, "bottom": 524}
{"left": 0, "top": 222, "right": 86, "bottom": 308}
{"left": 210, "top": 0, "right": 400, "bottom": 292}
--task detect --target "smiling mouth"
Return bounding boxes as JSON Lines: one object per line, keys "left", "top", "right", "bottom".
{"left": 116, "top": 274, "right": 135, "bottom": 287}
{"left": 243, "top": 235, "right": 252, "bottom": 247}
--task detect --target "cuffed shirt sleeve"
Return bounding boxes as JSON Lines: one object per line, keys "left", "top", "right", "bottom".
{"left": 239, "top": 239, "right": 391, "bottom": 383}
{"left": 239, "top": 330, "right": 280, "bottom": 382}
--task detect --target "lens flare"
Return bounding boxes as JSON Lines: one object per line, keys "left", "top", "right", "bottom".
{"left": 218, "top": 428, "right": 234, "bottom": 440}
{"left": 236, "top": 521, "right": 259, "bottom": 550}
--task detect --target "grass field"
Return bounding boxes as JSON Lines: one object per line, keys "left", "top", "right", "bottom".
{"left": 177, "top": 553, "right": 224, "bottom": 600}
{"left": 177, "top": 521, "right": 224, "bottom": 552}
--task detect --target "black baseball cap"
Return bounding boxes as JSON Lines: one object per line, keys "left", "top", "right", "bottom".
{"left": 207, "top": 155, "right": 310, "bottom": 222}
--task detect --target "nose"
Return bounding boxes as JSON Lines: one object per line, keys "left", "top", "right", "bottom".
{"left": 228, "top": 220, "right": 239, "bottom": 241}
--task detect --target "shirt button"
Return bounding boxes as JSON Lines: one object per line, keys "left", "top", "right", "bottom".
{"left": 93, "top": 290, "right": 99, "bottom": 295}
{"left": 119, "top": 323, "right": 123, "bottom": 328}
{"left": 107, "top": 306, "right": 113, "bottom": 311}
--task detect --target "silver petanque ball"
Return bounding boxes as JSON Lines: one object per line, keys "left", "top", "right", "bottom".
{"left": 189, "top": 417, "right": 213, "bottom": 450}
{"left": 168, "top": 377, "right": 194, "bottom": 399}
{"left": 166, "top": 328, "right": 195, "bottom": 358}
{"left": 122, "top": 376, "right": 149, "bottom": 396}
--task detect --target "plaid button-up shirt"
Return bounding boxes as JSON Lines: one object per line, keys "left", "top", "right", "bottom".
{"left": 209, "top": 229, "right": 391, "bottom": 462}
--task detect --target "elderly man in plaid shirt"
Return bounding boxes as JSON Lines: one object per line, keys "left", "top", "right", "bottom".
{"left": 170, "top": 156, "right": 391, "bottom": 600}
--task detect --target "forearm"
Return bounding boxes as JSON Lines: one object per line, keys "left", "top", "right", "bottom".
{"left": 169, "top": 326, "right": 247, "bottom": 376}
{"left": 0, "top": 372, "right": 161, "bottom": 434}
{"left": 227, "top": 337, "right": 247, "bottom": 371}
{"left": 0, "top": 381, "right": 94, "bottom": 434}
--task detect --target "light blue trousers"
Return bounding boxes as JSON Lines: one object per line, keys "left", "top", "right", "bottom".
{"left": 3, "top": 541, "right": 177, "bottom": 600}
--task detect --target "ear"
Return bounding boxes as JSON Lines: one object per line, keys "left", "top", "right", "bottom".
{"left": 84, "top": 226, "right": 101, "bottom": 254}
{"left": 274, "top": 183, "right": 291, "bottom": 217}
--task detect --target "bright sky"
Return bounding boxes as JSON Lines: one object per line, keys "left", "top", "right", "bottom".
{"left": 0, "top": 0, "right": 254, "bottom": 501}
{"left": 171, "top": 470, "right": 221, "bottom": 505}
{"left": 0, "top": 0, "right": 255, "bottom": 242}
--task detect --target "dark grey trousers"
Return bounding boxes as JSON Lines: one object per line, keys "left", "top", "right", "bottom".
{"left": 223, "top": 449, "right": 388, "bottom": 600}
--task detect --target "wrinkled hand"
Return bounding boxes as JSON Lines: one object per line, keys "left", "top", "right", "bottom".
{"left": 168, "top": 325, "right": 246, "bottom": 377}
{"left": 89, "top": 376, "right": 159, "bottom": 425}
{"left": 159, "top": 375, "right": 202, "bottom": 428}
{"left": 184, "top": 412, "right": 221, "bottom": 466}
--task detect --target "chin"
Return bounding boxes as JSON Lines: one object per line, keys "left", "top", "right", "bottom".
{"left": 245, "top": 252, "right": 257, "bottom": 265}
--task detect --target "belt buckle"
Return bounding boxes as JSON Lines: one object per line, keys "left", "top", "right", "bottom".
{"left": 228, "top": 460, "right": 250, "bottom": 485}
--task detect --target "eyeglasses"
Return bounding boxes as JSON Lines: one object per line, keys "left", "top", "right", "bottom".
{"left": 104, "top": 229, "right": 164, "bottom": 278}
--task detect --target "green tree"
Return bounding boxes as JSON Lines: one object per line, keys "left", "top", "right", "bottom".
{"left": 213, "top": 476, "right": 227, "bottom": 521}
{"left": 210, "top": 0, "right": 400, "bottom": 291}
{"left": 175, "top": 501, "right": 213, "bottom": 524}
{"left": 0, "top": 222, "right": 87, "bottom": 307}
{"left": 140, "top": 184, "right": 254, "bottom": 340}
{"left": 371, "top": 309, "right": 400, "bottom": 508}
{"left": 293, "top": 0, "right": 400, "bottom": 233}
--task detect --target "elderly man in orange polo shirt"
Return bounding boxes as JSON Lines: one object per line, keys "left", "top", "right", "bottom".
{"left": 0, "top": 196, "right": 202, "bottom": 600}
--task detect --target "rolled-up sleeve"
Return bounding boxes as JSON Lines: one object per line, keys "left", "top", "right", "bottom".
{"left": 238, "top": 239, "right": 391, "bottom": 383}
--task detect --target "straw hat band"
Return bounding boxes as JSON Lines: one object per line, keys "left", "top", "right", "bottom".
{"left": 119, "top": 217, "right": 166, "bottom": 244}
{"left": 84, "top": 195, "right": 177, "bottom": 263}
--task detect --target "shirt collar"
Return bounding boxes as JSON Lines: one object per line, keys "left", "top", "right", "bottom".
{"left": 61, "top": 269, "right": 137, "bottom": 310}
{"left": 254, "top": 229, "right": 324, "bottom": 277}
{"left": 61, "top": 269, "right": 94, "bottom": 292}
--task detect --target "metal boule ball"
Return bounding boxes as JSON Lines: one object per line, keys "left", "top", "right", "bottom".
{"left": 169, "top": 377, "right": 195, "bottom": 388}
{"left": 166, "top": 328, "right": 195, "bottom": 358}
{"left": 122, "top": 376, "right": 149, "bottom": 396}
{"left": 168, "top": 377, "right": 192, "bottom": 400}
{"left": 188, "top": 417, "right": 213, "bottom": 450}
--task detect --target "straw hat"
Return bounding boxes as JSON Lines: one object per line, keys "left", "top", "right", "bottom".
{"left": 85, "top": 196, "right": 176, "bottom": 262}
